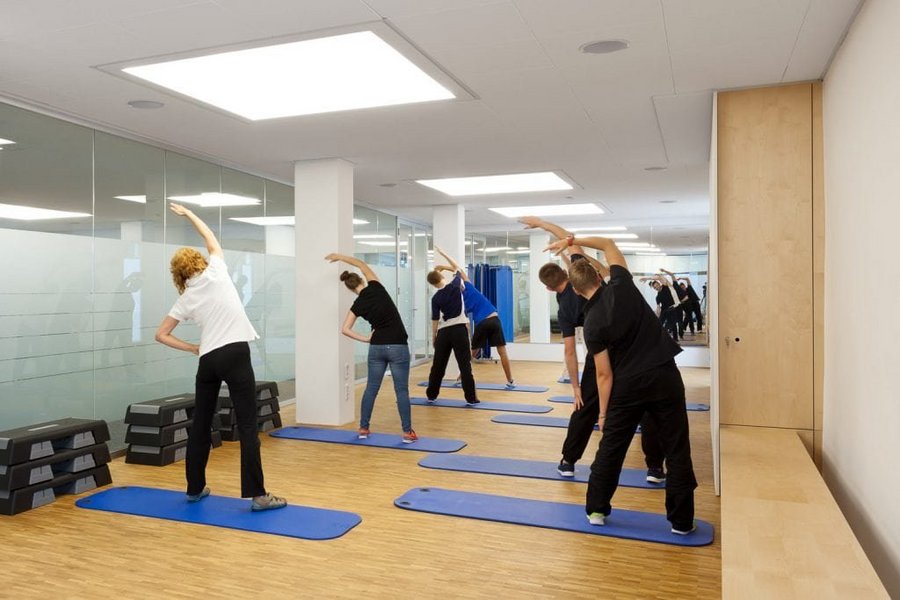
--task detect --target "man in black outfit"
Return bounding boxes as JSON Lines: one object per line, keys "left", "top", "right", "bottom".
{"left": 678, "top": 276, "right": 704, "bottom": 333}
{"left": 548, "top": 235, "right": 698, "bottom": 535}
{"left": 425, "top": 269, "right": 479, "bottom": 405}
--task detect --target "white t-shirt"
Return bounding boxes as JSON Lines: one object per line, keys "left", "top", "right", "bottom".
{"left": 168, "top": 255, "right": 259, "bottom": 357}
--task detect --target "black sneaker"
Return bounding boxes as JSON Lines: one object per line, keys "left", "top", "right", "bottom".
{"left": 646, "top": 468, "right": 666, "bottom": 483}
{"left": 465, "top": 399, "right": 481, "bottom": 406}
{"left": 557, "top": 460, "right": 575, "bottom": 477}
{"left": 671, "top": 523, "right": 697, "bottom": 535}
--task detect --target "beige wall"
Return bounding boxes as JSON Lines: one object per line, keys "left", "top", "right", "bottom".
{"left": 823, "top": 0, "right": 900, "bottom": 594}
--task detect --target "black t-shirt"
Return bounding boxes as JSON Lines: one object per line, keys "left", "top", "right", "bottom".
{"left": 656, "top": 287, "right": 675, "bottom": 310}
{"left": 556, "top": 254, "right": 587, "bottom": 338}
{"left": 350, "top": 280, "right": 408, "bottom": 345}
{"left": 583, "top": 265, "right": 682, "bottom": 380}
{"left": 685, "top": 284, "right": 701, "bottom": 303}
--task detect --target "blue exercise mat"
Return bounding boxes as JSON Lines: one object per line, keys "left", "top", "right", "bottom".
{"left": 419, "top": 454, "right": 660, "bottom": 489}
{"left": 557, "top": 372, "right": 583, "bottom": 384}
{"left": 548, "top": 396, "right": 710, "bottom": 412}
{"left": 75, "top": 486, "right": 360, "bottom": 540}
{"left": 417, "top": 381, "right": 549, "bottom": 393}
{"left": 270, "top": 426, "right": 466, "bottom": 453}
{"left": 410, "top": 397, "right": 550, "bottom": 414}
{"left": 394, "top": 487, "right": 713, "bottom": 547}
{"left": 490, "top": 414, "right": 641, "bottom": 433}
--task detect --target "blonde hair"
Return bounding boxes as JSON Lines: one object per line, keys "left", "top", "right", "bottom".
{"left": 569, "top": 260, "right": 601, "bottom": 296}
{"left": 170, "top": 248, "right": 208, "bottom": 294}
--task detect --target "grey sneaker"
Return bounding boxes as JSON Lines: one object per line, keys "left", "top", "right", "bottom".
{"left": 251, "top": 493, "right": 287, "bottom": 512}
{"left": 186, "top": 487, "right": 210, "bottom": 502}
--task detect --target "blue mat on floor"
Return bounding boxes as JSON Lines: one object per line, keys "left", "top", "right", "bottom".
{"left": 394, "top": 487, "right": 712, "bottom": 546}
{"left": 410, "top": 397, "right": 550, "bottom": 414}
{"left": 557, "top": 372, "right": 583, "bottom": 384}
{"left": 270, "top": 426, "right": 465, "bottom": 453}
{"left": 491, "top": 414, "right": 641, "bottom": 433}
{"left": 419, "top": 454, "right": 659, "bottom": 489}
{"left": 75, "top": 486, "right": 361, "bottom": 540}
{"left": 547, "top": 396, "right": 710, "bottom": 412}
{"left": 417, "top": 381, "right": 549, "bottom": 393}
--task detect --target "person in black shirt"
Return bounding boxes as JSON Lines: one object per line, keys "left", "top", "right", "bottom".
{"left": 425, "top": 268, "right": 479, "bottom": 404}
{"left": 326, "top": 253, "right": 417, "bottom": 443}
{"left": 678, "top": 276, "right": 704, "bottom": 333}
{"left": 547, "top": 235, "right": 698, "bottom": 535}
{"left": 646, "top": 275, "right": 680, "bottom": 340}
{"left": 520, "top": 217, "right": 664, "bottom": 482}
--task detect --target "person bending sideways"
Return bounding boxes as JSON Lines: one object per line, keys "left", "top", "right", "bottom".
{"left": 520, "top": 217, "right": 665, "bottom": 483}
{"left": 325, "top": 253, "right": 417, "bottom": 444}
{"left": 546, "top": 235, "right": 698, "bottom": 535}
{"left": 155, "top": 203, "right": 286, "bottom": 511}
{"left": 433, "top": 245, "right": 516, "bottom": 389}
{"left": 425, "top": 266, "right": 480, "bottom": 405}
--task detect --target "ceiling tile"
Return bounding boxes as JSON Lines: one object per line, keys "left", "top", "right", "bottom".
{"left": 783, "top": 0, "right": 863, "bottom": 81}
{"left": 363, "top": 0, "right": 509, "bottom": 19}
{"left": 391, "top": 2, "right": 533, "bottom": 49}
{"left": 653, "top": 91, "right": 713, "bottom": 165}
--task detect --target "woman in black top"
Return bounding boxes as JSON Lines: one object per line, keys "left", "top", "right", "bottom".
{"left": 325, "top": 253, "right": 416, "bottom": 443}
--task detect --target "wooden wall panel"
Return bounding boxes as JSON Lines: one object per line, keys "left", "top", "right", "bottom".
{"left": 717, "top": 84, "right": 814, "bottom": 430}
{"left": 812, "top": 82, "right": 825, "bottom": 469}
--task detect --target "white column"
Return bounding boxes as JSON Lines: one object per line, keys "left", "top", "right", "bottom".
{"left": 529, "top": 231, "right": 551, "bottom": 343}
{"left": 294, "top": 159, "right": 355, "bottom": 425}
{"left": 432, "top": 205, "right": 465, "bottom": 377}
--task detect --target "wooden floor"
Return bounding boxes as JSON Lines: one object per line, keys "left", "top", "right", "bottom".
{"left": 1, "top": 361, "right": 719, "bottom": 599}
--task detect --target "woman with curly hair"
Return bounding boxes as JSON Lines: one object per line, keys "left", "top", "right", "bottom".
{"left": 155, "top": 202, "right": 286, "bottom": 511}
{"left": 325, "top": 252, "right": 417, "bottom": 443}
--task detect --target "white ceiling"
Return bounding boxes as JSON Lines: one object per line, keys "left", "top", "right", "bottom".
{"left": 0, "top": 0, "right": 863, "bottom": 253}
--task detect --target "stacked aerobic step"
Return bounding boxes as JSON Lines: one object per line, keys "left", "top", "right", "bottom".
{"left": 216, "top": 381, "right": 282, "bottom": 442}
{"left": 124, "top": 394, "right": 223, "bottom": 466}
{"left": 0, "top": 418, "right": 112, "bottom": 515}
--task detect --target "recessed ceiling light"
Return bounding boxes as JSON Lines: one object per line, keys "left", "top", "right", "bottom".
{"left": 0, "top": 137, "right": 16, "bottom": 147}
{"left": 0, "top": 202, "right": 91, "bottom": 221}
{"left": 491, "top": 203, "right": 602, "bottom": 218}
{"left": 506, "top": 250, "right": 530, "bottom": 255}
{"left": 169, "top": 192, "right": 260, "bottom": 207}
{"left": 128, "top": 100, "right": 164, "bottom": 109}
{"left": 580, "top": 40, "right": 629, "bottom": 55}
{"left": 353, "top": 218, "right": 369, "bottom": 225}
{"left": 230, "top": 216, "right": 295, "bottom": 226}
{"left": 659, "top": 200, "right": 677, "bottom": 204}
{"left": 483, "top": 246, "right": 512, "bottom": 252}
{"left": 122, "top": 31, "right": 454, "bottom": 120}
{"left": 644, "top": 166, "right": 667, "bottom": 172}
{"left": 418, "top": 172, "right": 573, "bottom": 197}
{"left": 114, "top": 195, "right": 147, "bottom": 204}
{"left": 354, "top": 234, "right": 393, "bottom": 239}
{"left": 569, "top": 226, "right": 627, "bottom": 233}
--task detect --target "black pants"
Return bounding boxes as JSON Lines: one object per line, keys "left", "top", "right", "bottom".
{"left": 187, "top": 341, "right": 266, "bottom": 498}
{"left": 690, "top": 301, "right": 703, "bottom": 331}
{"left": 426, "top": 324, "right": 477, "bottom": 402}
{"left": 586, "top": 362, "right": 697, "bottom": 530}
{"left": 660, "top": 308, "right": 679, "bottom": 340}
{"left": 562, "top": 355, "right": 664, "bottom": 469}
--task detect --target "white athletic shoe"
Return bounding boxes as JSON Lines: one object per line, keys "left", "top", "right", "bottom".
{"left": 587, "top": 512, "right": 607, "bottom": 526}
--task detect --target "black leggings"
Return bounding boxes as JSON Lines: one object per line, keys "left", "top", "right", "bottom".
{"left": 187, "top": 341, "right": 266, "bottom": 498}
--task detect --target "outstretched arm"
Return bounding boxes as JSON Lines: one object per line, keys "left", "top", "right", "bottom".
{"left": 545, "top": 236, "right": 627, "bottom": 270}
{"left": 324, "top": 253, "right": 379, "bottom": 283}
{"left": 170, "top": 203, "right": 223, "bottom": 259}
{"left": 434, "top": 246, "right": 469, "bottom": 281}
{"left": 582, "top": 252, "right": 610, "bottom": 279}
{"left": 679, "top": 276, "right": 693, "bottom": 287}
{"left": 519, "top": 216, "right": 572, "bottom": 240}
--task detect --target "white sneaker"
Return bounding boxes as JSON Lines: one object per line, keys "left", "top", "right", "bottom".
{"left": 587, "top": 512, "right": 606, "bottom": 526}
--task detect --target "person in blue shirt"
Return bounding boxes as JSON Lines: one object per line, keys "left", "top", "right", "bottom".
{"left": 433, "top": 246, "right": 516, "bottom": 389}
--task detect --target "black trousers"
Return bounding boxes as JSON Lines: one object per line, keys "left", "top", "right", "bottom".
{"left": 562, "top": 355, "right": 664, "bottom": 468}
{"left": 426, "top": 324, "right": 477, "bottom": 402}
{"left": 660, "top": 308, "right": 679, "bottom": 340}
{"left": 690, "top": 301, "right": 704, "bottom": 331}
{"left": 187, "top": 341, "right": 266, "bottom": 498}
{"left": 586, "top": 361, "right": 697, "bottom": 530}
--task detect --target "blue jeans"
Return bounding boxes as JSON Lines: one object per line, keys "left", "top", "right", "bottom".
{"left": 360, "top": 344, "right": 411, "bottom": 433}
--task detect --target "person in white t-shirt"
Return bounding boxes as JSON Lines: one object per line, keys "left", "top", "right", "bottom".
{"left": 155, "top": 203, "right": 286, "bottom": 512}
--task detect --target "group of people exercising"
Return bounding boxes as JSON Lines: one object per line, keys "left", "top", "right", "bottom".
{"left": 156, "top": 205, "right": 697, "bottom": 534}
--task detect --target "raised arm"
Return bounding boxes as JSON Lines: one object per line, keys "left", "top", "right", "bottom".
{"left": 519, "top": 216, "right": 572, "bottom": 240}
{"left": 170, "top": 203, "right": 223, "bottom": 259}
{"left": 582, "top": 252, "right": 610, "bottom": 280}
{"left": 679, "top": 276, "right": 693, "bottom": 287}
{"left": 659, "top": 268, "right": 679, "bottom": 287}
{"left": 433, "top": 246, "right": 469, "bottom": 281}
{"left": 324, "top": 253, "right": 378, "bottom": 283}
{"left": 545, "top": 236, "right": 627, "bottom": 270}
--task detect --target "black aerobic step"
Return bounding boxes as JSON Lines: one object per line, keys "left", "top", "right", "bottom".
{"left": 0, "top": 419, "right": 111, "bottom": 466}
{"left": 0, "top": 464, "right": 112, "bottom": 516}
{"left": 124, "top": 394, "right": 196, "bottom": 427}
{"left": 217, "top": 381, "right": 279, "bottom": 408}
{"left": 0, "top": 443, "right": 111, "bottom": 492}
{"left": 125, "top": 422, "right": 190, "bottom": 447}
{"left": 216, "top": 398, "right": 280, "bottom": 428}
{"left": 125, "top": 431, "right": 223, "bottom": 467}
{"left": 219, "top": 413, "right": 283, "bottom": 442}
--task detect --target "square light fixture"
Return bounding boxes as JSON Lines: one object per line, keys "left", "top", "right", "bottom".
{"left": 230, "top": 216, "right": 295, "bottom": 226}
{"left": 490, "top": 203, "right": 601, "bottom": 218}
{"left": 419, "top": 172, "right": 573, "bottom": 197}
{"left": 114, "top": 195, "right": 147, "bottom": 204}
{"left": 0, "top": 202, "right": 91, "bottom": 221}
{"left": 168, "top": 192, "right": 260, "bottom": 207}
{"left": 121, "top": 31, "right": 454, "bottom": 120}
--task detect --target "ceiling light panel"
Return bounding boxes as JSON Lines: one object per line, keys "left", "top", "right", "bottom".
{"left": 0, "top": 203, "right": 91, "bottom": 221}
{"left": 114, "top": 195, "right": 147, "bottom": 204}
{"left": 168, "top": 192, "right": 260, "bottom": 207}
{"left": 418, "top": 172, "right": 573, "bottom": 196}
{"left": 230, "top": 216, "right": 295, "bottom": 226}
{"left": 121, "top": 31, "right": 455, "bottom": 120}
{"left": 0, "top": 138, "right": 15, "bottom": 146}
{"left": 490, "top": 203, "right": 602, "bottom": 218}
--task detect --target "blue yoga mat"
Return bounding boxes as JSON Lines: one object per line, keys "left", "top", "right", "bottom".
{"left": 76, "top": 486, "right": 360, "bottom": 540}
{"left": 419, "top": 454, "right": 660, "bottom": 489}
{"left": 410, "top": 397, "right": 550, "bottom": 414}
{"left": 417, "top": 381, "right": 549, "bottom": 393}
{"left": 270, "top": 426, "right": 466, "bottom": 453}
{"left": 394, "top": 487, "right": 713, "bottom": 547}
{"left": 548, "top": 396, "right": 710, "bottom": 412}
{"left": 557, "top": 372, "right": 583, "bottom": 384}
{"left": 490, "top": 414, "right": 641, "bottom": 433}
